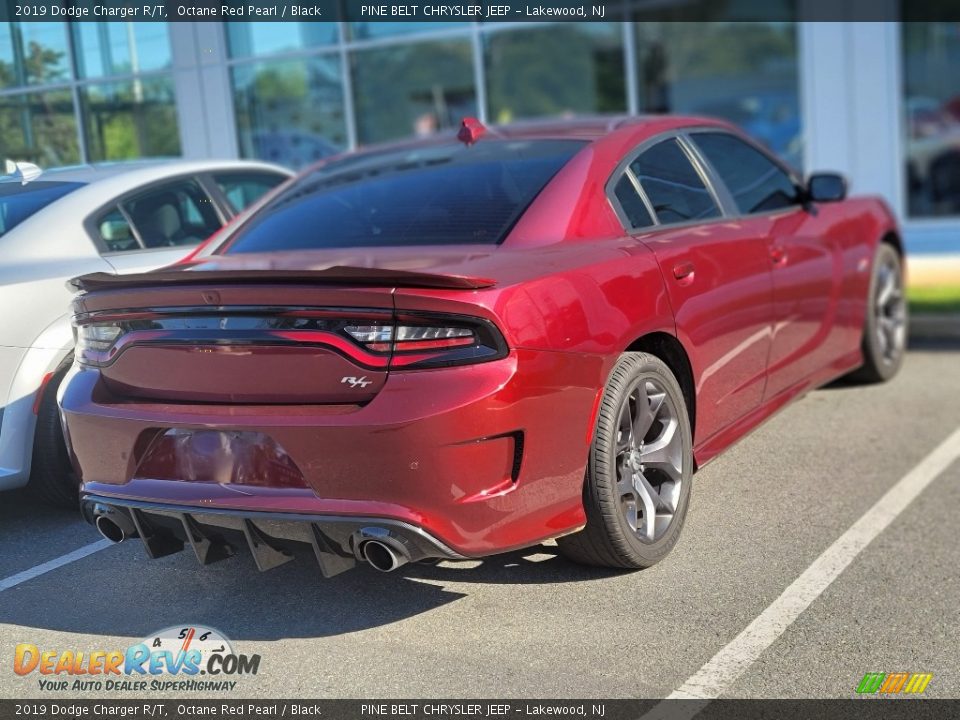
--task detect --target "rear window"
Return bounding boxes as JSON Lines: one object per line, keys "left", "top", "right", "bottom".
{"left": 0, "top": 181, "right": 84, "bottom": 238}
{"left": 221, "top": 139, "right": 585, "bottom": 253}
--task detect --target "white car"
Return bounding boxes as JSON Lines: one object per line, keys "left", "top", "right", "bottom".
{"left": 0, "top": 159, "right": 293, "bottom": 504}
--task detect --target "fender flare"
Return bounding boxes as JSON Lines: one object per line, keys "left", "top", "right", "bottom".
{"left": 0, "top": 314, "right": 75, "bottom": 490}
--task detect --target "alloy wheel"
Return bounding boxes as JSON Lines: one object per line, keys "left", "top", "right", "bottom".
{"left": 874, "top": 255, "right": 906, "bottom": 365}
{"left": 614, "top": 377, "right": 684, "bottom": 543}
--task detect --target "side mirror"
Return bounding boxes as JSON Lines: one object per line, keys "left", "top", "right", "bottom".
{"left": 806, "top": 172, "right": 847, "bottom": 202}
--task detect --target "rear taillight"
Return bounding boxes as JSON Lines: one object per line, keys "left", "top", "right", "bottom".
{"left": 73, "top": 311, "right": 507, "bottom": 370}
{"left": 345, "top": 324, "right": 475, "bottom": 352}
{"left": 75, "top": 323, "right": 125, "bottom": 365}
{"left": 344, "top": 315, "right": 505, "bottom": 368}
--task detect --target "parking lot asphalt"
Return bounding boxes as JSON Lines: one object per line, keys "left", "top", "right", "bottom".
{"left": 1, "top": 340, "right": 958, "bottom": 700}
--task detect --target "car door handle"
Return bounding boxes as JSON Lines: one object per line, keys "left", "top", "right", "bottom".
{"left": 672, "top": 261, "right": 695, "bottom": 285}
{"left": 770, "top": 245, "right": 787, "bottom": 266}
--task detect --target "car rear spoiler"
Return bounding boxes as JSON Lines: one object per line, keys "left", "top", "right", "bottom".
{"left": 67, "top": 266, "right": 496, "bottom": 293}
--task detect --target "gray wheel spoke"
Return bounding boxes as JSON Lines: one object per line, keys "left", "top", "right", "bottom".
{"left": 633, "top": 472, "right": 659, "bottom": 542}
{"left": 876, "top": 326, "right": 889, "bottom": 356}
{"left": 879, "top": 316, "right": 897, "bottom": 347}
{"left": 640, "top": 419, "right": 683, "bottom": 483}
{"left": 892, "top": 321, "right": 906, "bottom": 350}
{"left": 658, "top": 480, "right": 681, "bottom": 514}
{"left": 876, "top": 270, "right": 896, "bottom": 308}
{"left": 616, "top": 460, "right": 634, "bottom": 498}
{"left": 632, "top": 384, "right": 663, "bottom": 443}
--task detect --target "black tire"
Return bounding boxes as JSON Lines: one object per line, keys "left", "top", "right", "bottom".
{"left": 558, "top": 352, "right": 693, "bottom": 569}
{"left": 848, "top": 243, "right": 907, "bottom": 384}
{"left": 28, "top": 358, "right": 80, "bottom": 507}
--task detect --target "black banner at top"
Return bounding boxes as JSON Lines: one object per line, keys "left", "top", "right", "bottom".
{"left": 1, "top": 0, "right": 960, "bottom": 23}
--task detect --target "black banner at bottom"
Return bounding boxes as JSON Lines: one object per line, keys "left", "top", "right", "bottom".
{"left": 1, "top": 700, "right": 957, "bottom": 720}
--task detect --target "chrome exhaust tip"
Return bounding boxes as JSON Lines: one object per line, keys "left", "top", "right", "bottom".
{"left": 90, "top": 503, "right": 138, "bottom": 543}
{"left": 95, "top": 515, "right": 127, "bottom": 543}
{"left": 361, "top": 539, "right": 409, "bottom": 572}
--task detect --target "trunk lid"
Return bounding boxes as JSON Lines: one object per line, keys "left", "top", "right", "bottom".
{"left": 80, "top": 285, "right": 396, "bottom": 405}
{"left": 71, "top": 250, "right": 505, "bottom": 406}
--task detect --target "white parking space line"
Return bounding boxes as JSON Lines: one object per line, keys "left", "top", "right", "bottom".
{"left": 642, "top": 424, "right": 960, "bottom": 718}
{"left": 0, "top": 539, "right": 113, "bottom": 593}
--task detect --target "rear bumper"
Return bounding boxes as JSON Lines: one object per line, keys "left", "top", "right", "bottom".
{"left": 60, "top": 348, "right": 605, "bottom": 557}
{"left": 81, "top": 493, "right": 465, "bottom": 576}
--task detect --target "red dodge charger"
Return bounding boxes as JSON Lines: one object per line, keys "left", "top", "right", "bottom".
{"left": 59, "top": 116, "right": 907, "bottom": 575}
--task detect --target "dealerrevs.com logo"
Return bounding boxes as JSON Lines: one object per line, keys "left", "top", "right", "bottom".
{"left": 14, "top": 625, "right": 260, "bottom": 692}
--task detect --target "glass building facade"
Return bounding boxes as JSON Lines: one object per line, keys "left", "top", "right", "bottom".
{"left": 0, "top": 6, "right": 956, "bottom": 253}
{"left": 217, "top": 16, "right": 802, "bottom": 168}
{"left": 901, "top": 20, "right": 960, "bottom": 219}
{"left": 0, "top": 19, "right": 178, "bottom": 165}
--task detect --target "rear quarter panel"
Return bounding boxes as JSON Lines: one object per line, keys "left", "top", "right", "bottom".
{"left": 394, "top": 239, "right": 676, "bottom": 524}
{"left": 394, "top": 238, "right": 675, "bottom": 371}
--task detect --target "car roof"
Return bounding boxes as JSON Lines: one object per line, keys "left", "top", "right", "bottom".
{"left": 36, "top": 158, "right": 293, "bottom": 184}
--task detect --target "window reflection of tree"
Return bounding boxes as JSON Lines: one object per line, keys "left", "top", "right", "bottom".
{"left": 486, "top": 25, "right": 626, "bottom": 123}
{"left": 83, "top": 79, "right": 180, "bottom": 161}
{"left": 0, "top": 34, "right": 77, "bottom": 165}
{"left": 351, "top": 40, "right": 476, "bottom": 145}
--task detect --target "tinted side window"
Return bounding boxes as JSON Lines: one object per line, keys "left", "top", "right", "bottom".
{"left": 630, "top": 139, "right": 721, "bottom": 225}
{"left": 613, "top": 175, "right": 654, "bottom": 229}
{"left": 214, "top": 172, "right": 287, "bottom": 213}
{"left": 121, "top": 180, "right": 222, "bottom": 249}
{"left": 692, "top": 132, "right": 800, "bottom": 214}
{"left": 96, "top": 208, "right": 139, "bottom": 253}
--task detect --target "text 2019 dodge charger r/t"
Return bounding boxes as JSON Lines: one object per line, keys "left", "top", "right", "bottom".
{"left": 59, "top": 116, "right": 907, "bottom": 575}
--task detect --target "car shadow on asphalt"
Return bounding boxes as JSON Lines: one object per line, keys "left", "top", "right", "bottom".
{"left": 0, "top": 492, "right": 625, "bottom": 641}
{"left": 819, "top": 342, "right": 959, "bottom": 391}
{"left": 0, "top": 488, "right": 82, "bottom": 527}
{"left": 401, "top": 550, "right": 626, "bottom": 586}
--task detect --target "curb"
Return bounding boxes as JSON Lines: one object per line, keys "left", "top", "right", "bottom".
{"left": 909, "top": 313, "right": 960, "bottom": 340}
